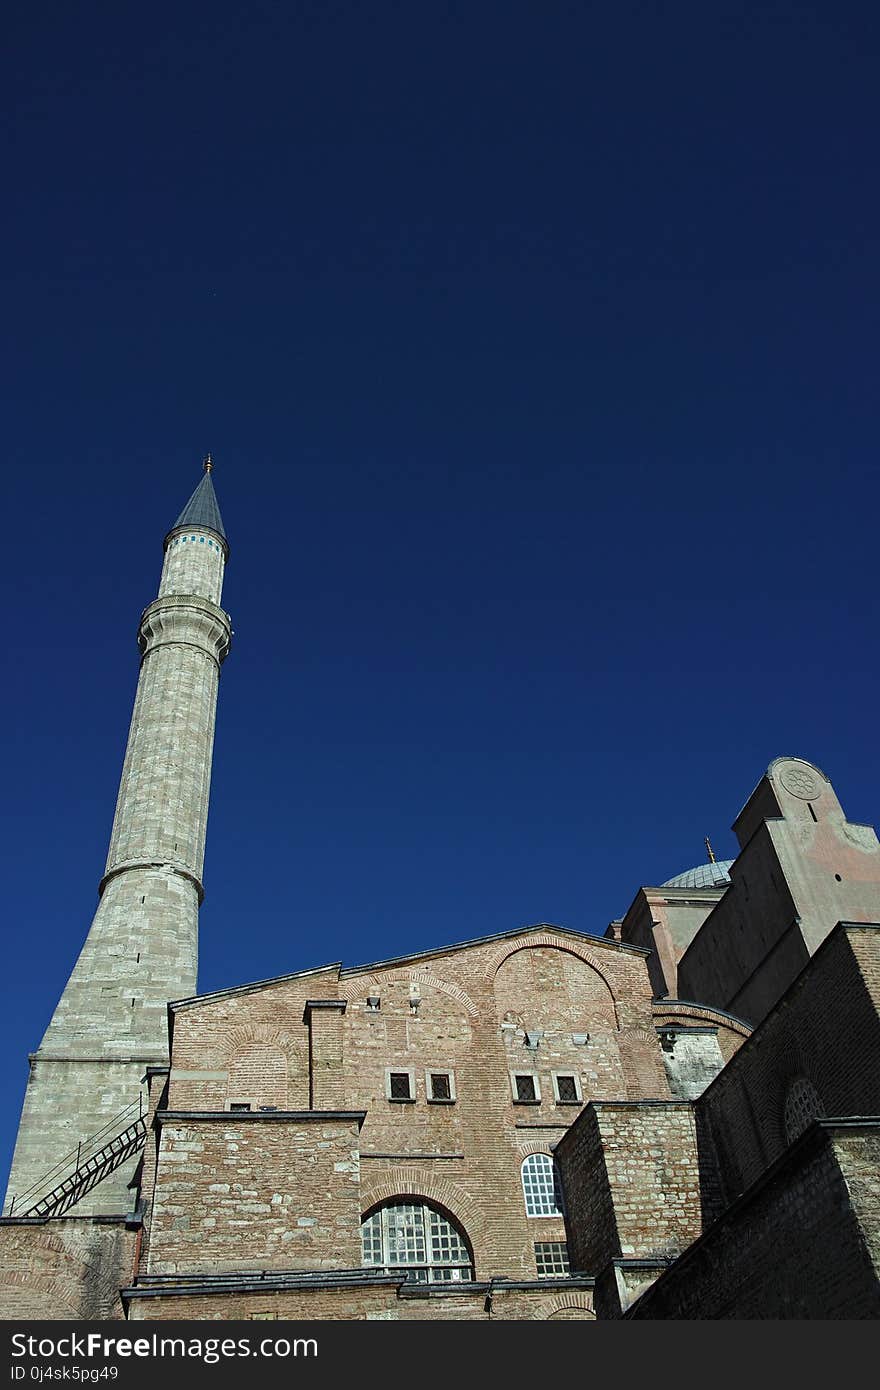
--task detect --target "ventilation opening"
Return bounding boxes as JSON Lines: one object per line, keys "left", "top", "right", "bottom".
{"left": 808, "top": 804, "right": 818, "bottom": 823}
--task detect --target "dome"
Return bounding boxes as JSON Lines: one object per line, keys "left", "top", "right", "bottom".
{"left": 661, "top": 859, "right": 734, "bottom": 890}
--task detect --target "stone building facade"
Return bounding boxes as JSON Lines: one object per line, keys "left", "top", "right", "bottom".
{"left": 1, "top": 470, "right": 878, "bottom": 1320}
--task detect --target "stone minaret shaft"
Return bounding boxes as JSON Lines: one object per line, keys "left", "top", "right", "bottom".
{"left": 5, "top": 463, "right": 231, "bottom": 1216}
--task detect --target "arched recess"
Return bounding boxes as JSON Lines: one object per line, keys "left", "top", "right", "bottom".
{"left": 493, "top": 941, "right": 618, "bottom": 1030}
{"left": 342, "top": 970, "right": 478, "bottom": 1017}
{"left": 227, "top": 1043, "right": 288, "bottom": 1108}
{"left": 618, "top": 1025, "right": 669, "bottom": 1100}
{"left": 489, "top": 934, "right": 617, "bottom": 994}
{"left": 222, "top": 1023, "right": 303, "bottom": 1109}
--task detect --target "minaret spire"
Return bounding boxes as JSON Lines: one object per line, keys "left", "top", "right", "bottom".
{"left": 5, "top": 465, "right": 233, "bottom": 1217}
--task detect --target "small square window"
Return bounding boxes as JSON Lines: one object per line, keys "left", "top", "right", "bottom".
{"left": 512, "top": 1073, "right": 540, "bottom": 1103}
{"left": 426, "top": 1070, "right": 456, "bottom": 1103}
{"left": 386, "top": 1069, "right": 415, "bottom": 1102}
{"left": 535, "top": 1242, "right": 570, "bottom": 1277}
{"left": 366, "top": 996, "right": 381, "bottom": 1011}
{"left": 553, "top": 1073, "right": 581, "bottom": 1104}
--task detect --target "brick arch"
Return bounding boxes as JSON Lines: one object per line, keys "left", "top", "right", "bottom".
{"left": 618, "top": 1026, "right": 657, "bottom": 1047}
{"left": 545, "top": 1294, "right": 595, "bottom": 1319}
{"left": 652, "top": 1001, "right": 751, "bottom": 1038}
{"left": 342, "top": 971, "right": 479, "bottom": 1017}
{"left": 517, "top": 1138, "right": 557, "bottom": 1158}
{"left": 11, "top": 1231, "right": 94, "bottom": 1282}
{"left": 490, "top": 935, "right": 619, "bottom": 1026}
{"left": 0, "top": 1271, "right": 82, "bottom": 1319}
{"left": 220, "top": 1022, "right": 303, "bottom": 1067}
{"left": 359, "top": 1169, "right": 482, "bottom": 1238}
{"left": 338, "top": 974, "right": 383, "bottom": 1002}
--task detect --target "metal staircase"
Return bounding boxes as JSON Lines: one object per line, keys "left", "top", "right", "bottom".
{"left": 9, "top": 1099, "right": 148, "bottom": 1220}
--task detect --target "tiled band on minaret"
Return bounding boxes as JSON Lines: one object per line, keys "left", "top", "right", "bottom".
{"left": 4, "top": 461, "right": 231, "bottom": 1217}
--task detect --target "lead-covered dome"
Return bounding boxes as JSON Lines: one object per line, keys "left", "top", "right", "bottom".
{"left": 661, "top": 859, "right": 734, "bottom": 890}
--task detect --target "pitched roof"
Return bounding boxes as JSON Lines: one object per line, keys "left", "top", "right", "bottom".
{"left": 168, "top": 471, "right": 227, "bottom": 545}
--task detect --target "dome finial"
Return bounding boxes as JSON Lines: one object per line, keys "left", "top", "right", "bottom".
{"left": 203, "top": 453, "right": 213, "bottom": 474}
{"left": 704, "top": 836, "right": 716, "bottom": 864}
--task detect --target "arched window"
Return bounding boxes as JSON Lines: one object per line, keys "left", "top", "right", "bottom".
{"left": 360, "top": 1201, "right": 473, "bottom": 1283}
{"left": 521, "top": 1153, "right": 564, "bottom": 1216}
{"left": 783, "top": 1076, "right": 824, "bottom": 1145}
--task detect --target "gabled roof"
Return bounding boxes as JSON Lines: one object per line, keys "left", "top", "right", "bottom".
{"left": 167, "top": 922, "right": 648, "bottom": 1014}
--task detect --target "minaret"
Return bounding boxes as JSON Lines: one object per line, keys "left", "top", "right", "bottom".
{"left": 4, "top": 459, "right": 232, "bottom": 1216}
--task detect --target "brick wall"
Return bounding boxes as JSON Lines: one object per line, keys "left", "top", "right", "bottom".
{"left": 0, "top": 1217, "right": 136, "bottom": 1319}
{"left": 156, "top": 928, "right": 664, "bottom": 1291}
{"left": 627, "top": 1122, "right": 880, "bottom": 1319}
{"left": 697, "top": 924, "right": 880, "bottom": 1206}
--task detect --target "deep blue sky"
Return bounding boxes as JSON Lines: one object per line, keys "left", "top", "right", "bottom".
{"left": 3, "top": 1, "right": 879, "bottom": 1191}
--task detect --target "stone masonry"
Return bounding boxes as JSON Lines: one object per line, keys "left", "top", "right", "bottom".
{"left": 4, "top": 466, "right": 231, "bottom": 1219}
{"left": 2, "top": 461, "right": 879, "bottom": 1322}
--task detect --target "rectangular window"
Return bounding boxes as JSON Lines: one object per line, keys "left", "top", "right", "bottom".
{"left": 512, "top": 1073, "right": 540, "bottom": 1103}
{"left": 386, "top": 1069, "right": 415, "bottom": 1101}
{"left": 226, "top": 1101, "right": 252, "bottom": 1112}
{"left": 535, "top": 1242, "right": 570, "bottom": 1277}
{"left": 426, "top": 1070, "right": 456, "bottom": 1102}
{"left": 552, "top": 1073, "right": 582, "bottom": 1104}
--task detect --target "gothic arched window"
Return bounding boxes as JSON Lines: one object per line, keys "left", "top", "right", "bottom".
{"left": 521, "top": 1153, "right": 564, "bottom": 1216}
{"left": 360, "top": 1201, "right": 473, "bottom": 1283}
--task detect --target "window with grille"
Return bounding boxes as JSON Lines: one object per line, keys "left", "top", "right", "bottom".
{"left": 783, "top": 1076, "right": 824, "bottom": 1144}
{"left": 361, "top": 1202, "right": 473, "bottom": 1283}
{"left": 513, "top": 1073, "right": 539, "bottom": 1103}
{"left": 553, "top": 1073, "right": 581, "bottom": 1104}
{"left": 521, "top": 1153, "right": 564, "bottom": 1216}
{"left": 535, "top": 1242, "right": 570, "bottom": 1277}
{"left": 427, "top": 1070, "right": 455, "bottom": 1102}
{"left": 387, "top": 1070, "right": 414, "bottom": 1101}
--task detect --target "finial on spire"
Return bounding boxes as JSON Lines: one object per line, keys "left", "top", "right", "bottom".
{"left": 705, "top": 836, "right": 716, "bottom": 864}
{"left": 203, "top": 453, "right": 213, "bottom": 474}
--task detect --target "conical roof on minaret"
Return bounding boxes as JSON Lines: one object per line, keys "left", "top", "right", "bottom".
{"left": 165, "top": 456, "right": 228, "bottom": 554}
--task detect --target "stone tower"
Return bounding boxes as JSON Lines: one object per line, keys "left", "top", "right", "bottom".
{"left": 4, "top": 460, "right": 232, "bottom": 1217}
